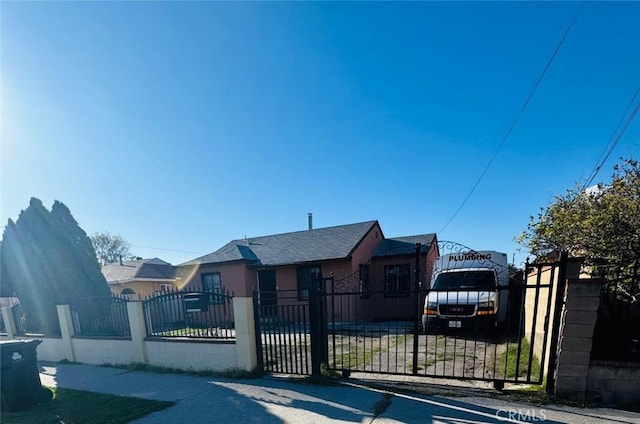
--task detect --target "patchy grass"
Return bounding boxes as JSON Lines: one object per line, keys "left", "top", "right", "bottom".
{"left": 499, "top": 378, "right": 601, "bottom": 410}
{"left": 501, "top": 387, "right": 592, "bottom": 409}
{"left": 101, "top": 361, "right": 264, "bottom": 379}
{"left": 502, "top": 384, "right": 550, "bottom": 406}
{"left": 1, "top": 387, "right": 174, "bottom": 424}
{"left": 320, "top": 363, "right": 341, "bottom": 379}
{"left": 330, "top": 333, "right": 408, "bottom": 370}
{"left": 293, "top": 374, "right": 342, "bottom": 386}
{"left": 288, "top": 364, "right": 342, "bottom": 386}
{"left": 494, "top": 338, "right": 541, "bottom": 379}
{"left": 330, "top": 337, "right": 383, "bottom": 369}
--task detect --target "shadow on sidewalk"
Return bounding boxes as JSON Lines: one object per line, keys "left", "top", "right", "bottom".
{"left": 39, "top": 363, "right": 595, "bottom": 423}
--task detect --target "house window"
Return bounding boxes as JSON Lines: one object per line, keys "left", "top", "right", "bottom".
{"left": 160, "top": 284, "right": 173, "bottom": 292}
{"left": 359, "top": 264, "right": 370, "bottom": 298}
{"left": 297, "top": 265, "right": 321, "bottom": 300}
{"left": 385, "top": 264, "right": 411, "bottom": 296}
{"left": 201, "top": 272, "right": 222, "bottom": 294}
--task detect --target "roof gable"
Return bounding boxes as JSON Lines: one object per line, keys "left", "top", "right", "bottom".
{"left": 182, "top": 221, "right": 378, "bottom": 267}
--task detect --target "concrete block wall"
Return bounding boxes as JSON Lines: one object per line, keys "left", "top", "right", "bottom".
{"left": 1, "top": 298, "right": 258, "bottom": 373}
{"left": 554, "top": 279, "right": 601, "bottom": 399}
{"left": 587, "top": 361, "right": 640, "bottom": 406}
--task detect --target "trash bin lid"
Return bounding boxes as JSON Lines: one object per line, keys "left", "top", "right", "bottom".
{"left": 0, "top": 340, "right": 43, "bottom": 366}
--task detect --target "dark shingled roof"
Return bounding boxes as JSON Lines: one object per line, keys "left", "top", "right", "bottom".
{"left": 181, "top": 221, "right": 379, "bottom": 267}
{"left": 372, "top": 233, "right": 436, "bottom": 258}
{"left": 102, "top": 258, "right": 176, "bottom": 284}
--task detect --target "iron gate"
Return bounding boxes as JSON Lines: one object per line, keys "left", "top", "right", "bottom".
{"left": 253, "top": 244, "right": 567, "bottom": 390}
{"left": 253, "top": 289, "right": 312, "bottom": 374}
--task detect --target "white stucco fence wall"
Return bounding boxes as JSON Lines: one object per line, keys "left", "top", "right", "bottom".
{"left": 73, "top": 338, "right": 136, "bottom": 365}
{"left": 145, "top": 340, "right": 237, "bottom": 371}
{"left": 1, "top": 297, "right": 258, "bottom": 373}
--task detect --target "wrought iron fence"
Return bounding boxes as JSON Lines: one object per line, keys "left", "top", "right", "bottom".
{"left": 0, "top": 312, "right": 6, "bottom": 335}
{"left": 253, "top": 289, "right": 311, "bottom": 374}
{"left": 70, "top": 295, "right": 131, "bottom": 338}
{"left": 591, "top": 260, "right": 640, "bottom": 361}
{"left": 12, "top": 303, "right": 60, "bottom": 336}
{"left": 143, "top": 287, "right": 235, "bottom": 340}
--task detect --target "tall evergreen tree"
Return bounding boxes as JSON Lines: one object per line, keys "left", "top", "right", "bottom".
{"left": 0, "top": 198, "right": 110, "bottom": 334}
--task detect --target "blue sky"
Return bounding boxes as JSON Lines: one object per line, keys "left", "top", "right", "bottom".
{"left": 2, "top": 2, "right": 639, "bottom": 267}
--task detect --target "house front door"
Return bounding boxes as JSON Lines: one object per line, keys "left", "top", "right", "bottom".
{"left": 258, "top": 269, "right": 277, "bottom": 307}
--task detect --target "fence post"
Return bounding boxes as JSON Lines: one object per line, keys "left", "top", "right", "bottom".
{"left": 309, "top": 276, "right": 327, "bottom": 377}
{"left": 56, "top": 305, "right": 76, "bottom": 362}
{"left": 412, "top": 243, "right": 421, "bottom": 376}
{"left": 252, "top": 292, "right": 264, "bottom": 372}
{"left": 2, "top": 307, "right": 17, "bottom": 339}
{"left": 234, "top": 297, "right": 258, "bottom": 371}
{"left": 127, "top": 301, "right": 148, "bottom": 364}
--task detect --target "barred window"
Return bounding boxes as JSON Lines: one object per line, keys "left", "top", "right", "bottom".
{"left": 201, "top": 272, "right": 222, "bottom": 293}
{"left": 201, "top": 272, "right": 223, "bottom": 303}
{"left": 297, "top": 265, "right": 321, "bottom": 300}
{"left": 359, "top": 264, "right": 370, "bottom": 297}
{"left": 385, "top": 264, "right": 411, "bottom": 296}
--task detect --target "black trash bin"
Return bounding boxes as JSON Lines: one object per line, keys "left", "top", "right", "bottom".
{"left": 0, "top": 339, "right": 52, "bottom": 411}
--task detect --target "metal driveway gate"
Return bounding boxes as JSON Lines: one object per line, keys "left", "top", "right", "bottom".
{"left": 254, "top": 245, "right": 567, "bottom": 390}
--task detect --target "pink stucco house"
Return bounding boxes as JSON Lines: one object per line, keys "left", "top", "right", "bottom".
{"left": 177, "top": 220, "right": 438, "bottom": 321}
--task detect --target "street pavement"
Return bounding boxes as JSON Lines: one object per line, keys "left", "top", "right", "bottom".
{"left": 39, "top": 362, "right": 640, "bottom": 424}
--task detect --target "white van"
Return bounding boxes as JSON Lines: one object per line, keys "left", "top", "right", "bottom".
{"left": 422, "top": 251, "right": 509, "bottom": 332}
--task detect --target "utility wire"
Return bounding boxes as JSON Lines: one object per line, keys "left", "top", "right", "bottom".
{"left": 582, "top": 87, "right": 640, "bottom": 190}
{"left": 439, "top": 4, "right": 584, "bottom": 233}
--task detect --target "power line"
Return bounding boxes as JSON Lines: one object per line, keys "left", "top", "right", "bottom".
{"left": 439, "top": 4, "right": 584, "bottom": 233}
{"left": 582, "top": 87, "right": 640, "bottom": 190}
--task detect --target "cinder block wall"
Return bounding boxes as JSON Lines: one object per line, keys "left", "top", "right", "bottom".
{"left": 554, "top": 279, "right": 600, "bottom": 399}
{"left": 587, "top": 360, "right": 640, "bottom": 406}
{"left": 555, "top": 278, "right": 640, "bottom": 406}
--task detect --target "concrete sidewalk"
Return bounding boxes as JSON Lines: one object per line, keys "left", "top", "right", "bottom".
{"left": 39, "top": 362, "right": 640, "bottom": 424}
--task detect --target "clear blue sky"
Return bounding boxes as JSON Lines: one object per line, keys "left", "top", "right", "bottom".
{"left": 2, "top": 2, "right": 639, "bottom": 267}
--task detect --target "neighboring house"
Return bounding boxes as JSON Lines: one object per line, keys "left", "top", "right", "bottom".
{"left": 102, "top": 258, "right": 179, "bottom": 300}
{"left": 178, "top": 220, "right": 439, "bottom": 321}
